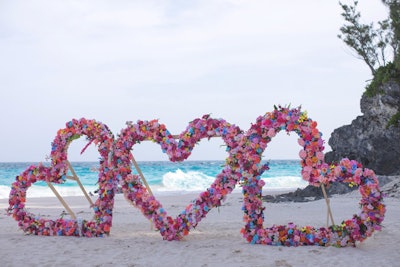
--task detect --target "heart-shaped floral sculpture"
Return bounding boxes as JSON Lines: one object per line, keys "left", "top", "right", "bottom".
{"left": 7, "top": 106, "right": 385, "bottom": 247}
{"left": 113, "top": 107, "right": 384, "bottom": 246}
{"left": 8, "top": 119, "right": 117, "bottom": 237}
{"left": 114, "top": 116, "right": 250, "bottom": 241}
{"left": 239, "top": 106, "right": 385, "bottom": 247}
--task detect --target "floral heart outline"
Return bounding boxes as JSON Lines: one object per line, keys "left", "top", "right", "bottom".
{"left": 8, "top": 115, "right": 247, "bottom": 239}
{"left": 239, "top": 107, "right": 385, "bottom": 247}
{"left": 7, "top": 106, "right": 385, "bottom": 246}
{"left": 114, "top": 116, "right": 248, "bottom": 241}
{"left": 8, "top": 118, "right": 117, "bottom": 237}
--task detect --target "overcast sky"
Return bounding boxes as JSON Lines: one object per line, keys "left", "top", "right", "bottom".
{"left": 0, "top": 0, "right": 388, "bottom": 162}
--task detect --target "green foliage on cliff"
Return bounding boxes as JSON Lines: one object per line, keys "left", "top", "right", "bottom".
{"left": 387, "top": 111, "right": 400, "bottom": 128}
{"left": 364, "top": 62, "right": 400, "bottom": 97}
{"left": 339, "top": 1, "right": 400, "bottom": 97}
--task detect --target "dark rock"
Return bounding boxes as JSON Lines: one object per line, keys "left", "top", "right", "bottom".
{"left": 325, "top": 80, "right": 400, "bottom": 175}
{"left": 382, "top": 176, "right": 400, "bottom": 198}
{"left": 263, "top": 175, "right": 395, "bottom": 203}
{"left": 263, "top": 183, "right": 353, "bottom": 203}
{"left": 377, "top": 175, "right": 397, "bottom": 186}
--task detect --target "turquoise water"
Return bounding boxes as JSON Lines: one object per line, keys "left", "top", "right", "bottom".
{"left": 0, "top": 160, "right": 307, "bottom": 199}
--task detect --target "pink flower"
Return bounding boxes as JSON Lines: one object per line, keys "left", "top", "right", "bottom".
{"left": 299, "top": 150, "right": 307, "bottom": 159}
{"left": 267, "top": 128, "right": 276, "bottom": 138}
{"left": 298, "top": 138, "right": 305, "bottom": 147}
{"left": 316, "top": 152, "right": 324, "bottom": 161}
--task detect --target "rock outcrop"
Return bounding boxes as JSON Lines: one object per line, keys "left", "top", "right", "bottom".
{"left": 263, "top": 176, "right": 396, "bottom": 202}
{"left": 325, "top": 80, "right": 400, "bottom": 175}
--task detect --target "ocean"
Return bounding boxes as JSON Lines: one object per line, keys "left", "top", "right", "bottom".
{"left": 0, "top": 160, "right": 307, "bottom": 199}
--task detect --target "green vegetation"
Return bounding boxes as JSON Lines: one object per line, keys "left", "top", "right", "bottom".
{"left": 338, "top": 1, "right": 400, "bottom": 97}
{"left": 387, "top": 111, "right": 400, "bottom": 128}
{"left": 383, "top": 0, "right": 400, "bottom": 69}
{"left": 364, "top": 62, "right": 400, "bottom": 97}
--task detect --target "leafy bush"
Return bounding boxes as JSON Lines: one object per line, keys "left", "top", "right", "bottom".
{"left": 364, "top": 62, "right": 400, "bottom": 97}
{"left": 387, "top": 111, "right": 400, "bottom": 128}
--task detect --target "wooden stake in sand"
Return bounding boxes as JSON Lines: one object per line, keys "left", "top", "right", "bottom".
{"left": 131, "top": 153, "right": 153, "bottom": 196}
{"left": 320, "top": 183, "right": 335, "bottom": 227}
{"left": 47, "top": 161, "right": 94, "bottom": 219}
{"left": 128, "top": 136, "right": 184, "bottom": 228}
{"left": 130, "top": 153, "right": 155, "bottom": 230}
{"left": 129, "top": 134, "right": 181, "bottom": 198}
{"left": 66, "top": 161, "right": 94, "bottom": 207}
{"left": 46, "top": 181, "right": 77, "bottom": 220}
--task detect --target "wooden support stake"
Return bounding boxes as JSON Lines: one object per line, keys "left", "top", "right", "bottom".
{"left": 46, "top": 181, "right": 77, "bottom": 220}
{"left": 66, "top": 161, "right": 94, "bottom": 207}
{"left": 130, "top": 153, "right": 154, "bottom": 230}
{"left": 47, "top": 161, "right": 96, "bottom": 221}
{"left": 321, "top": 183, "right": 335, "bottom": 227}
{"left": 131, "top": 154, "right": 153, "bottom": 196}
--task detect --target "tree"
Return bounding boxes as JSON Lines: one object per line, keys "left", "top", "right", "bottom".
{"left": 338, "top": 0, "right": 399, "bottom": 75}
{"left": 381, "top": 0, "right": 400, "bottom": 69}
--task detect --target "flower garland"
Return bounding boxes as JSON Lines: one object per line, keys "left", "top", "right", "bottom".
{"left": 239, "top": 106, "right": 386, "bottom": 247}
{"left": 7, "top": 107, "right": 385, "bottom": 246}
{"left": 7, "top": 118, "right": 117, "bottom": 237}
{"left": 115, "top": 116, "right": 245, "bottom": 241}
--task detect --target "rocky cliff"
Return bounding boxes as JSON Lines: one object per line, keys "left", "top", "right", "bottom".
{"left": 325, "top": 80, "right": 400, "bottom": 175}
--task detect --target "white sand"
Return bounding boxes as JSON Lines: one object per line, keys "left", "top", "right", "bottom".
{"left": 1, "top": 191, "right": 399, "bottom": 267}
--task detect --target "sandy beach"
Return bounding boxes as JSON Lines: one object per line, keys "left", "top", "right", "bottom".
{"left": 1, "top": 189, "right": 399, "bottom": 267}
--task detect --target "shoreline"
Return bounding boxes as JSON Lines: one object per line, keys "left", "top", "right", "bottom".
{"left": 1, "top": 190, "right": 399, "bottom": 266}
{"left": 0, "top": 183, "right": 302, "bottom": 200}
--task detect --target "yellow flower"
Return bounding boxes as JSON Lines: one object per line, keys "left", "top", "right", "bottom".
{"left": 298, "top": 111, "right": 308, "bottom": 122}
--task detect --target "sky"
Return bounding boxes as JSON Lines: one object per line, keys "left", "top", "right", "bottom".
{"left": 0, "top": 0, "right": 389, "bottom": 162}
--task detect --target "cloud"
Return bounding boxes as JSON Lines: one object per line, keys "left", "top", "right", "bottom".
{"left": 0, "top": 0, "right": 389, "bottom": 161}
